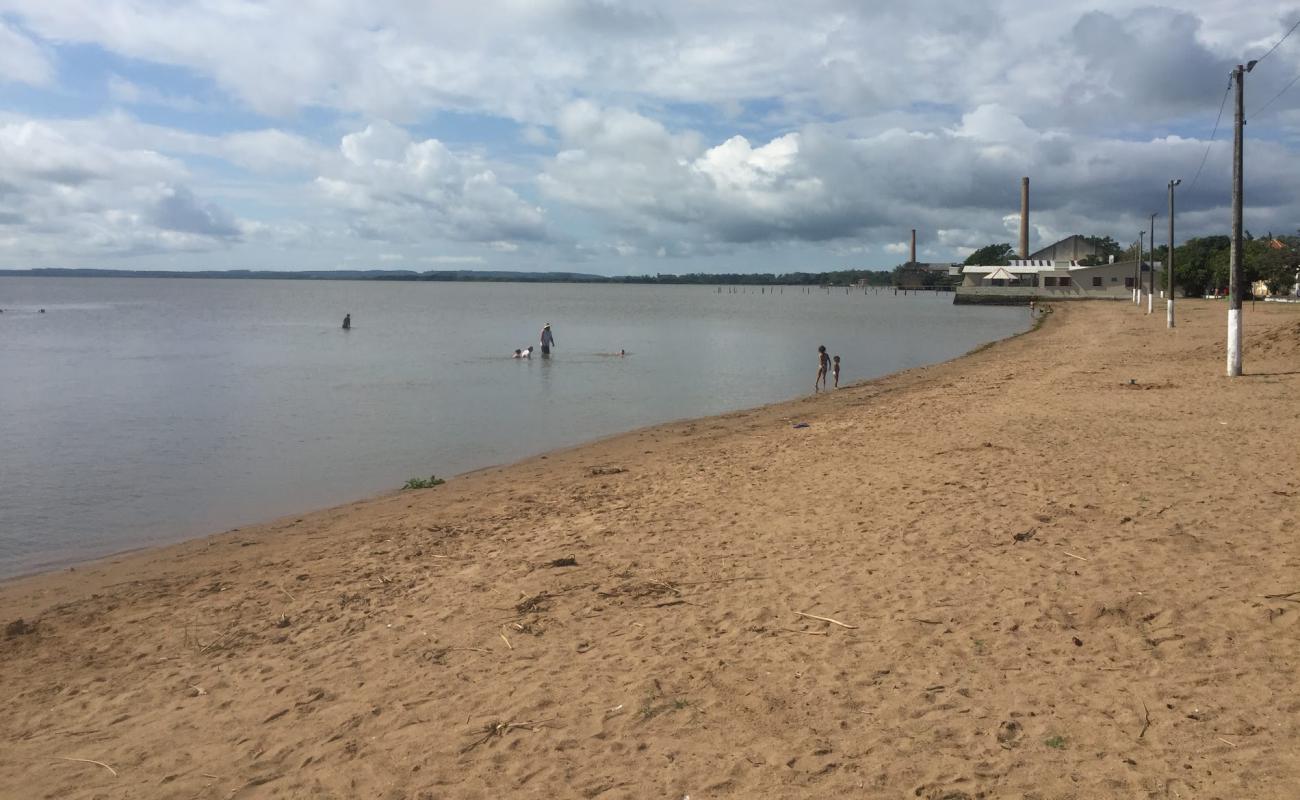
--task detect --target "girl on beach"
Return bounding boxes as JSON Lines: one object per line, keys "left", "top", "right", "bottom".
{"left": 816, "top": 345, "right": 830, "bottom": 392}
{"left": 832, "top": 355, "right": 841, "bottom": 388}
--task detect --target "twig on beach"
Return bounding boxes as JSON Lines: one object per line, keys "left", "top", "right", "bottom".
{"left": 461, "top": 720, "right": 549, "bottom": 753}
{"left": 1063, "top": 551, "right": 1089, "bottom": 561}
{"left": 911, "top": 618, "right": 943, "bottom": 625}
{"left": 276, "top": 583, "right": 296, "bottom": 602}
{"left": 673, "top": 576, "right": 768, "bottom": 587}
{"left": 779, "top": 627, "right": 828, "bottom": 636}
{"left": 642, "top": 599, "right": 702, "bottom": 609}
{"left": 1139, "top": 701, "right": 1151, "bottom": 739}
{"left": 198, "top": 629, "right": 238, "bottom": 655}
{"left": 514, "top": 592, "right": 551, "bottom": 614}
{"left": 795, "top": 611, "right": 857, "bottom": 629}
{"left": 499, "top": 630, "right": 513, "bottom": 650}
{"left": 1262, "top": 589, "right": 1300, "bottom": 601}
{"left": 55, "top": 757, "right": 117, "bottom": 777}
{"left": 1217, "top": 737, "right": 1237, "bottom": 747}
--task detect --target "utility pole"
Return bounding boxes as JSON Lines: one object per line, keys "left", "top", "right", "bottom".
{"left": 1148, "top": 212, "right": 1157, "bottom": 314}
{"left": 1168, "top": 179, "right": 1180, "bottom": 328}
{"left": 1137, "top": 232, "right": 1144, "bottom": 306}
{"left": 1132, "top": 240, "right": 1139, "bottom": 303}
{"left": 1228, "top": 61, "right": 1254, "bottom": 376}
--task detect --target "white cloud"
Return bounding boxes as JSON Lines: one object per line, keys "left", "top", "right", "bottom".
{"left": 315, "top": 121, "right": 548, "bottom": 245}
{"left": 0, "top": 19, "right": 53, "bottom": 86}
{"left": 0, "top": 119, "right": 247, "bottom": 260}
{"left": 4, "top": 2, "right": 1300, "bottom": 270}
{"left": 107, "top": 74, "right": 203, "bottom": 112}
{"left": 424, "top": 254, "right": 486, "bottom": 264}
{"left": 9, "top": 0, "right": 1287, "bottom": 125}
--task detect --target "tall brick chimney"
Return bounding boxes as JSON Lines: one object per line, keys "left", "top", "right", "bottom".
{"left": 1020, "top": 177, "right": 1030, "bottom": 260}
{"left": 910, "top": 229, "right": 917, "bottom": 265}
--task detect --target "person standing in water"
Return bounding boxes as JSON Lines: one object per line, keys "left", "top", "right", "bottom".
{"left": 539, "top": 323, "right": 555, "bottom": 356}
{"left": 815, "top": 345, "right": 830, "bottom": 392}
{"left": 832, "top": 355, "right": 841, "bottom": 388}
{"left": 342, "top": 313, "right": 351, "bottom": 330}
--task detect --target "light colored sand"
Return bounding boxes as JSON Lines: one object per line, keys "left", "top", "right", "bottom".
{"left": 2, "top": 299, "right": 1298, "bottom": 800}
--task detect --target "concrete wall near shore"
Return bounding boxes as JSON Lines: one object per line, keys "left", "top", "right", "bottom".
{"left": 953, "top": 290, "right": 1132, "bottom": 306}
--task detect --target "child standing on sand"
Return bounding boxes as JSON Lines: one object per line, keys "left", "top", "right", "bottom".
{"left": 815, "top": 345, "right": 830, "bottom": 392}
{"left": 832, "top": 355, "right": 841, "bottom": 388}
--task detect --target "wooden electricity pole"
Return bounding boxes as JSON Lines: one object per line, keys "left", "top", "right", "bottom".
{"left": 1137, "top": 232, "right": 1144, "bottom": 307}
{"left": 1228, "top": 62, "right": 1253, "bottom": 376}
{"left": 1168, "top": 179, "right": 1180, "bottom": 328}
{"left": 1148, "top": 212, "right": 1157, "bottom": 313}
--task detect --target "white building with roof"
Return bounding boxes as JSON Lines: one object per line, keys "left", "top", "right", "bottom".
{"left": 959, "top": 258, "right": 1162, "bottom": 299}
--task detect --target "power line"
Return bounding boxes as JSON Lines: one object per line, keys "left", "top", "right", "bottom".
{"left": 1249, "top": 68, "right": 1300, "bottom": 119}
{"left": 1186, "top": 75, "right": 1233, "bottom": 193}
{"left": 1252, "top": 17, "right": 1300, "bottom": 68}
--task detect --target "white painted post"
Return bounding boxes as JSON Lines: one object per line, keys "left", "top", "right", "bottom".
{"left": 1168, "top": 178, "right": 1179, "bottom": 329}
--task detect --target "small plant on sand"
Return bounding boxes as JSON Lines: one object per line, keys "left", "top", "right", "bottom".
{"left": 973, "top": 639, "right": 987, "bottom": 655}
{"left": 1044, "top": 735, "right": 1066, "bottom": 749}
{"left": 639, "top": 691, "right": 689, "bottom": 720}
{"left": 403, "top": 475, "right": 445, "bottom": 490}
{"left": 638, "top": 693, "right": 658, "bottom": 719}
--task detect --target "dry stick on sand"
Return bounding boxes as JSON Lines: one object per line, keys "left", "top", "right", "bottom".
{"left": 1139, "top": 701, "right": 1152, "bottom": 739}
{"left": 672, "top": 576, "right": 768, "bottom": 587}
{"left": 795, "top": 611, "right": 857, "bottom": 629}
{"left": 1063, "top": 551, "right": 1089, "bottom": 561}
{"left": 1262, "top": 589, "right": 1300, "bottom": 601}
{"left": 197, "top": 629, "right": 238, "bottom": 655}
{"left": 54, "top": 757, "right": 118, "bottom": 777}
{"left": 499, "top": 630, "right": 513, "bottom": 650}
{"left": 461, "top": 720, "right": 549, "bottom": 753}
{"left": 780, "top": 627, "right": 829, "bottom": 636}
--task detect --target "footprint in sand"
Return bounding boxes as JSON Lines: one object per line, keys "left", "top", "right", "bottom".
{"left": 996, "top": 719, "right": 1022, "bottom": 748}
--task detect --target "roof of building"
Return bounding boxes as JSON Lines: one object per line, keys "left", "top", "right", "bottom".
{"left": 1028, "top": 234, "right": 1100, "bottom": 261}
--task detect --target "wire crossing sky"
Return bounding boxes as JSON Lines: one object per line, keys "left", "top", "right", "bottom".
{"left": 2, "top": 1, "right": 1300, "bottom": 273}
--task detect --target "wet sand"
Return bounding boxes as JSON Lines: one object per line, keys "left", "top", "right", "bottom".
{"left": 2, "top": 299, "right": 1298, "bottom": 799}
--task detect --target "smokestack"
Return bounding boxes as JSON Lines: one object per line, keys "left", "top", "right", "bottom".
{"left": 910, "top": 229, "right": 917, "bottom": 265}
{"left": 1020, "top": 177, "right": 1030, "bottom": 259}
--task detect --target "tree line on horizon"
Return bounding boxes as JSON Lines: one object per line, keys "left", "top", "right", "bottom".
{"left": 9, "top": 231, "right": 1294, "bottom": 294}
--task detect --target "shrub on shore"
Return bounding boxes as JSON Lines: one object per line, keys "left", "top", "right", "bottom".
{"left": 403, "top": 475, "right": 446, "bottom": 490}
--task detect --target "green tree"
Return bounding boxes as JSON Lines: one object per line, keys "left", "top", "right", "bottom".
{"left": 963, "top": 243, "right": 1013, "bottom": 266}
{"left": 1245, "top": 237, "right": 1300, "bottom": 295}
{"left": 1074, "top": 235, "right": 1125, "bottom": 266}
{"left": 1173, "top": 236, "right": 1230, "bottom": 297}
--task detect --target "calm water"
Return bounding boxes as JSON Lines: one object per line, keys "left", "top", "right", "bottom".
{"left": 0, "top": 278, "right": 1026, "bottom": 577}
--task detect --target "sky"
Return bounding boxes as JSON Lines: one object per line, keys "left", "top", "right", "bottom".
{"left": 1, "top": 1, "right": 1299, "bottom": 275}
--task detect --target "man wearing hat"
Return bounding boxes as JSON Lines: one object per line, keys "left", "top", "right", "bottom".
{"left": 539, "top": 323, "right": 556, "bottom": 357}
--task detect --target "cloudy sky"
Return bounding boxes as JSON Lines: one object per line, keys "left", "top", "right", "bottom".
{"left": 1, "top": 1, "right": 1298, "bottom": 274}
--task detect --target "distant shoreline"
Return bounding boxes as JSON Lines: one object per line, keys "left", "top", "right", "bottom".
{"left": 0, "top": 267, "right": 899, "bottom": 286}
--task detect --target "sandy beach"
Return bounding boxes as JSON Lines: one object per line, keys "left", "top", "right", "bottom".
{"left": 2, "top": 298, "right": 1298, "bottom": 799}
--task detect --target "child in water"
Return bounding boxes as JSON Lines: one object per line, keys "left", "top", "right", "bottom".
{"left": 815, "top": 345, "right": 830, "bottom": 392}
{"left": 832, "top": 355, "right": 841, "bottom": 388}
